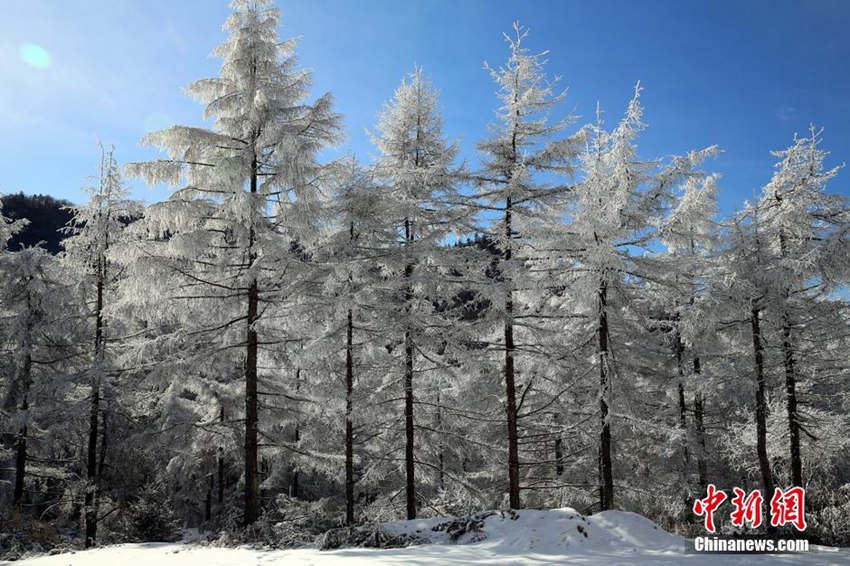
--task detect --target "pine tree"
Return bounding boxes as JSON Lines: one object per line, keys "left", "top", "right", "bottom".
{"left": 750, "top": 127, "right": 848, "bottom": 488}
{"left": 63, "top": 143, "right": 140, "bottom": 547}
{"left": 474, "top": 23, "right": 579, "bottom": 510}
{"left": 371, "top": 67, "right": 465, "bottom": 519}
{"left": 127, "top": 0, "right": 341, "bottom": 525}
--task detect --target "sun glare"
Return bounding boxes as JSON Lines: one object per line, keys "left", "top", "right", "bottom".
{"left": 19, "top": 43, "right": 51, "bottom": 69}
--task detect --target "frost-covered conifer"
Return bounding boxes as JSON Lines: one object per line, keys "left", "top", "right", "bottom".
{"left": 748, "top": 128, "right": 848, "bottom": 488}
{"left": 126, "top": 0, "right": 341, "bottom": 525}
{"left": 370, "top": 67, "right": 466, "bottom": 519}
{"left": 63, "top": 143, "right": 141, "bottom": 547}
{"left": 473, "top": 24, "right": 581, "bottom": 510}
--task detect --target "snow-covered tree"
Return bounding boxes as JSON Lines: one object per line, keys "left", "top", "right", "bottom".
{"left": 472, "top": 23, "right": 581, "bottom": 510}
{"left": 126, "top": 0, "right": 341, "bottom": 525}
{"left": 370, "top": 66, "right": 466, "bottom": 519}
{"left": 0, "top": 200, "right": 26, "bottom": 249}
{"left": 62, "top": 144, "right": 140, "bottom": 547}
{"left": 747, "top": 128, "right": 848, "bottom": 488}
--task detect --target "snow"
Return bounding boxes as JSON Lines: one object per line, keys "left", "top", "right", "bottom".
{"left": 7, "top": 509, "right": 849, "bottom": 566}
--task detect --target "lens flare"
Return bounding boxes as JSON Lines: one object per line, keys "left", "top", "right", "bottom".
{"left": 19, "top": 43, "right": 51, "bottom": 69}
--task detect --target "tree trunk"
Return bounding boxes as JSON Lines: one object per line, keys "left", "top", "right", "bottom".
{"left": 675, "top": 332, "right": 690, "bottom": 467}
{"left": 781, "top": 313, "right": 802, "bottom": 487}
{"left": 291, "top": 368, "right": 301, "bottom": 499}
{"left": 403, "top": 218, "right": 416, "bottom": 520}
{"left": 598, "top": 280, "right": 614, "bottom": 511}
{"left": 553, "top": 413, "right": 564, "bottom": 477}
{"left": 12, "top": 395, "right": 28, "bottom": 509}
{"left": 218, "top": 407, "right": 225, "bottom": 509}
{"left": 504, "top": 197, "right": 521, "bottom": 510}
{"left": 205, "top": 475, "right": 212, "bottom": 522}
{"left": 750, "top": 303, "right": 774, "bottom": 499}
{"left": 98, "top": 411, "right": 108, "bottom": 478}
{"left": 403, "top": 330, "right": 415, "bottom": 519}
{"left": 345, "top": 309, "right": 355, "bottom": 525}
{"left": 243, "top": 155, "right": 260, "bottom": 526}
{"left": 776, "top": 228, "right": 803, "bottom": 488}
{"left": 436, "top": 388, "right": 444, "bottom": 490}
{"left": 12, "top": 343, "right": 32, "bottom": 510}
{"left": 692, "top": 355, "right": 707, "bottom": 491}
{"left": 85, "top": 274, "right": 105, "bottom": 549}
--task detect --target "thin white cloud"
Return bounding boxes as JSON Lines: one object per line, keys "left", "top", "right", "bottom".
{"left": 775, "top": 104, "right": 796, "bottom": 122}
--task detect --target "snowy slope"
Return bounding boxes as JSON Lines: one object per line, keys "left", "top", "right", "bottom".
{"left": 7, "top": 508, "right": 850, "bottom": 566}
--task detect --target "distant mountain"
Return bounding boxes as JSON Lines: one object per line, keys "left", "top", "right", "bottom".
{"left": 1, "top": 192, "right": 74, "bottom": 254}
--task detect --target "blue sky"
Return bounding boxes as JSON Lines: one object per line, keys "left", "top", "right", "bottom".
{"left": 2, "top": 0, "right": 849, "bottom": 214}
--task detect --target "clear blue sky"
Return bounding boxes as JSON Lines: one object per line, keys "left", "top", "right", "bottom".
{"left": 2, "top": 0, "right": 849, "bottom": 215}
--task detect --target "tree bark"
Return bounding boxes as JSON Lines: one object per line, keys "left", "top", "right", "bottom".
{"left": 98, "top": 411, "right": 108, "bottom": 478}
{"left": 84, "top": 272, "right": 105, "bottom": 548}
{"left": 598, "top": 280, "right": 614, "bottom": 511}
{"left": 777, "top": 227, "right": 803, "bottom": 488}
{"left": 692, "top": 355, "right": 707, "bottom": 491}
{"left": 504, "top": 196, "right": 521, "bottom": 510}
{"left": 218, "top": 407, "right": 225, "bottom": 509}
{"left": 675, "top": 331, "right": 690, "bottom": 467}
{"left": 205, "top": 475, "right": 212, "bottom": 522}
{"left": 291, "top": 368, "right": 301, "bottom": 499}
{"left": 750, "top": 303, "right": 774, "bottom": 499}
{"left": 243, "top": 154, "right": 260, "bottom": 526}
{"left": 403, "top": 217, "right": 417, "bottom": 520}
{"left": 781, "top": 313, "right": 802, "bottom": 487}
{"left": 345, "top": 308, "right": 355, "bottom": 525}
{"left": 436, "top": 388, "right": 444, "bottom": 490}
{"left": 12, "top": 395, "right": 28, "bottom": 509}
{"left": 553, "top": 413, "right": 564, "bottom": 477}
{"left": 12, "top": 328, "right": 32, "bottom": 511}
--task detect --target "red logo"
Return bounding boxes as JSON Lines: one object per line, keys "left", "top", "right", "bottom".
{"left": 693, "top": 486, "right": 806, "bottom": 533}
{"left": 693, "top": 484, "right": 728, "bottom": 533}
{"left": 769, "top": 487, "right": 807, "bottom": 531}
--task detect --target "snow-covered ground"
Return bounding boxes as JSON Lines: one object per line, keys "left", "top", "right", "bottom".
{"left": 6, "top": 509, "right": 849, "bottom": 565}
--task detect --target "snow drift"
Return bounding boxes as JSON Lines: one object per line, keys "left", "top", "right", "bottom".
{"left": 9, "top": 508, "right": 849, "bottom": 565}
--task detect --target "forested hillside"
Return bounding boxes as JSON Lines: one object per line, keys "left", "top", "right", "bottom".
{"left": 1, "top": 0, "right": 848, "bottom": 557}
{"left": 0, "top": 193, "right": 73, "bottom": 254}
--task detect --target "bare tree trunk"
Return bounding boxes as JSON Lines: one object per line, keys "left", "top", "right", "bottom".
{"left": 553, "top": 413, "right": 564, "bottom": 477}
{"left": 98, "top": 411, "right": 108, "bottom": 478}
{"left": 345, "top": 309, "right": 355, "bottom": 525}
{"left": 205, "top": 475, "right": 212, "bottom": 522}
{"left": 675, "top": 332, "right": 690, "bottom": 467}
{"left": 774, "top": 229, "right": 803, "bottom": 488}
{"left": 12, "top": 394, "right": 28, "bottom": 509}
{"left": 781, "top": 312, "right": 802, "bottom": 487}
{"left": 692, "top": 355, "right": 707, "bottom": 491}
{"left": 243, "top": 154, "right": 260, "bottom": 526}
{"left": 218, "top": 407, "right": 225, "bottom": 509}
{"left": 750, "top": 303, "right": 774, "bottom": 499}
{"left": 598, "top": 280, "right": 614, "bottom": 511}
{"left": 291, "top": 368, "right": 301, "bottom": 499}
{"left": 436, "top": 388, "right": 444, "bottom": 490}
{"left": 504, "top": 197, "right": 520, "bottom": 510}
{"left": 403, "top": 328, "right": 415, "bottom": 519}
{"left": 85, "top": 274, "right": 105, "bottom": 548}
{"left": 403, "top": 218, "right": 416, "bottom": 520}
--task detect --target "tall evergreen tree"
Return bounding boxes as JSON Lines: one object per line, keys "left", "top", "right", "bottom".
{"left": 474, "top": 24, "right": 579, "bottom": 510}
{"left": 127, "top": 0, "right": 341, "bottom": 525}
{"left": 749, "top": 128, "right": 848, "bottom": 488}
{"left": 371, "top": 67, "right": 465, "bottom": 519}
{"left": 63, "top": 144, "right": 140, "bottom": 547}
